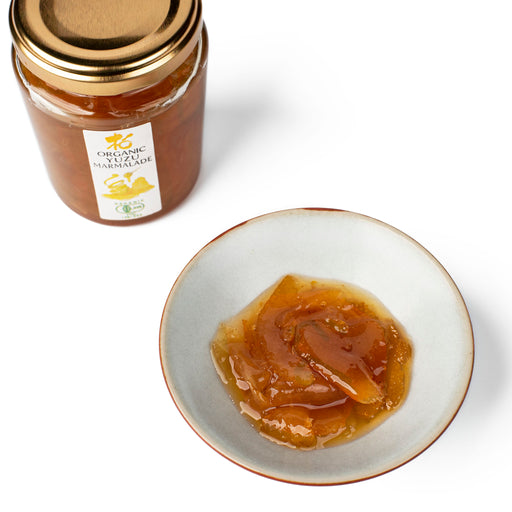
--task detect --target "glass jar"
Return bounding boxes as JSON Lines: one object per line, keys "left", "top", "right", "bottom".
{"left": 9, "top": 0, "right": 208, "bottom": 225}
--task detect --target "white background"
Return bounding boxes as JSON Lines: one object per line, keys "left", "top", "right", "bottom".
{"left": 1, "top": 1, "right": 510, "bottom": 509}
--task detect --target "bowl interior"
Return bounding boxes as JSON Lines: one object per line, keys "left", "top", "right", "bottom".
{"left": 160, "top": 209, "right": 474, "bottom": 484}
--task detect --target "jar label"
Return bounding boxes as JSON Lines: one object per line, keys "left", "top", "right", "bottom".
{"left": 83, "top": 123, "right": 162, "bottom": 221}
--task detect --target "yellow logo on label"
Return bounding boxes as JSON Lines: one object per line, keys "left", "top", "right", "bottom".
{"left": 105, "top": 132, "right": 133, "bottom": 150}
{"left": 102, "top": 171, "right": 155, "bottom": 200}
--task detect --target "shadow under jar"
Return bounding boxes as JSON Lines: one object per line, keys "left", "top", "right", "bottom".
{"left": 10, "top": 0, "right": 208, "bottom": 225}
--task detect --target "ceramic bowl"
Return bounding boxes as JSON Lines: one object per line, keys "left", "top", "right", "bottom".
{"left": 159, "top": 208, "right": 474, "bottom": 485}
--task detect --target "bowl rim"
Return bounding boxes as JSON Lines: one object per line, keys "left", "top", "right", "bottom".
{"left": 159, "top": 207, "right": 475, "bottom": 486}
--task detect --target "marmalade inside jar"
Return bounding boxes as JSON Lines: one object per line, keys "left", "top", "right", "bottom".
{"left": 13, "top": 28, "right": 208, "bottom": 225}
{"left": 210, "top": 274, "right": 413, "bottom": 450}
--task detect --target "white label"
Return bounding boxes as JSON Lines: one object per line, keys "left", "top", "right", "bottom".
{"left": 83, "top": 123, "right": 162, "bottom": 221}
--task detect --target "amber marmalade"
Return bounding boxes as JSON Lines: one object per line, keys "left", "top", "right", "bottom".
{"left": 211, "top": 275, "right": 413, "bottom": 450}
{"left": 9, "top": 0, "right": 208, "bottom": 225}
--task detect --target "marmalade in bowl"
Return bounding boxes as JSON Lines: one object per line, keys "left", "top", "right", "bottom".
{"left": 210, "top": 275, "right": 413, "bottom": 450}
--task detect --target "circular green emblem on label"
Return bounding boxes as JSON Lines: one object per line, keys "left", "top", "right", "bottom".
{"left": 115, "top": 200, "right": 145, "bottom": 217}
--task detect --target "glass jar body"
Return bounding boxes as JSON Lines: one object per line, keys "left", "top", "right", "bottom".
{"left": 13, "top": 26, "right": 208, "bottom": 225}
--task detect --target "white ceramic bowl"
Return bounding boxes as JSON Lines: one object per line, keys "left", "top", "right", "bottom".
{"left": 159, "top": 208, "right": 474, "bottom": 485}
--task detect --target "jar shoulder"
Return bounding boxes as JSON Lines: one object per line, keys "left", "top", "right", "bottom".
{"left": 13, "top": 27, "right": 208, "bottom": 125}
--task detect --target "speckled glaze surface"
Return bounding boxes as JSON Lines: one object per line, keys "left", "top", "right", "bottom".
{"left": 159, "top": 208, "right": 474, "bottom": 485}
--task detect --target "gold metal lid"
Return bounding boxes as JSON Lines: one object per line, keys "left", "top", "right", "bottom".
{"left": 9, "top": 0, "right": 203, "bottom": 95}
